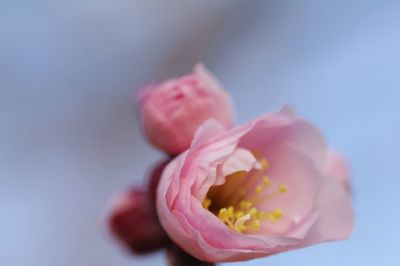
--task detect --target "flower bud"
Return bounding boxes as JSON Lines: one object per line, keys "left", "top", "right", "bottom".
{"left": 148, "top": 160, "right": 170, "bottom": 204}
{"left": 108, "top": 188, "right": 167, "bottom": 254}
{"left": 138, "top": 63, "right": 234, "bottom": 155}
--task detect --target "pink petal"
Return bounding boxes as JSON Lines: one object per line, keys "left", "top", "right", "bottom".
{"left": 322, "top": 150, "right": 351, "bottom": 191}
{"left": 220, "top": 148, "right": 257, "bottom": 181}
{"left": 302, "top": 174, "right": 354, "bottom": 244}
{"left": 255, "top": 144, "right": 319, "bottom": 236}
{"left": 240, "top": 110, "right": 326, "bottom": 167}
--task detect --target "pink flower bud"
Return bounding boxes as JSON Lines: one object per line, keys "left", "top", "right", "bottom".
{"left": 138, "top": 63, "right": 234, "bottom": 155}
{"left": 108, "top": 188, "right": 167, "bottom": 254}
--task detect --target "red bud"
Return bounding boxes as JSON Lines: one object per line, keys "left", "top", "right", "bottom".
{"left": 108, "top": 188, "right": 167, "bottom": 254}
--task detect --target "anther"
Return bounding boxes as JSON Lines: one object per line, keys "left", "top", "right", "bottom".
{"left": 279, "top": 185, "right": 288, "bottom": 193}
{"left": 262, "top": 176, "right": 271, "bottom": 187}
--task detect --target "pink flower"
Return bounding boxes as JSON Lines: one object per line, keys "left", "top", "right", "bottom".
{"left": 138, "top": 63, "right": 234, "bottom": 155}
{"left": 156, "top": 107, "right": 354, "bottom": 262}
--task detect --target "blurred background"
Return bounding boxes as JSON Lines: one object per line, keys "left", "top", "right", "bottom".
{"left": 1, "top": 0, "right": 399, "bottom": 265}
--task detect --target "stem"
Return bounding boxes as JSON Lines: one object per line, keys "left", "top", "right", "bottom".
{"left": 166, "top": 244, "right": 215, "bottom": 266}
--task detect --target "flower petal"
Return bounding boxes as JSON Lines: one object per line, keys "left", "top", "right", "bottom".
{"left": 220, "top": 148, "right": 257, "bottom": 181}
{"left": 302, "top": 174, "right": 354, "bottom": 244}
{"left": 255, "top": 144, "right": 319, "bottom": 236}
{"left": 322, "top": 150, "right": 351, "bottom": 191}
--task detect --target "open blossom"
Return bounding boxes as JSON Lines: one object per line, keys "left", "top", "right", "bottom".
{"left": 156, "top": 107, "right": 354, "bottom": 262}
{"left": 138, "top": 63, "right": 234, "bottom": 155}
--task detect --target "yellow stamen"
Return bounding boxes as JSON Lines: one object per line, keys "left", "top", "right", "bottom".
{"left": 202, "top": 197, "right": 212, "bottom": 209}
{"left": 233, "top": 214, "right": 251, "bottom": 233}
{"left": 267, "top": 208, "right": 283, "bottom": 223}
{"left": 262, "top": 176, "right": 271, "bottom": 187}
{"left": 218, "top": 208, "right": 229, "bottom": 221}
{"left": 227, "top": 206, "right": 234, "bottom": 217}
{"left": 240, "top": 200, "right": 252, "bottom": 210}
{"left": 279, "top": 184, "right": 288, "bottom": 193}
{"left": 235, "top": 211, "right": 245, "bottom": 219}
{"left": 250, "top": 219, "right": 261, "bottom": 229}
{"left": 204, "top": 152, "right": 289, "bottom": 234}
{"left": 259, "top": 158, "right": 269, "bottom": 170}
{"left": 248, "top": 207, "right": 257, "bottom": 216}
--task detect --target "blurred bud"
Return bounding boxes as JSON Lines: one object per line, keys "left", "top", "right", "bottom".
{"left": 148, "top": 159, "right": 170, "bottom": 204}
{"left": 138, "top": 63, "right": 234, "bottom": 155}
{"left": 108, "top": 188, "right": 167, "bottom": 254}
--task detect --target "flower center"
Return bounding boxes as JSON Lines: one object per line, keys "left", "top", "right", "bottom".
{"left": 202, "top": 151, "right": 288, "bottom": 234}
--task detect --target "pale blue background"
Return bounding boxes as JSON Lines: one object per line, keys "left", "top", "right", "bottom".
{"left": 1, "top": 1, "right": 399, "bottom": 265}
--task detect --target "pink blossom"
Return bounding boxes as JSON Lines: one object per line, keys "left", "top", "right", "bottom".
{"left": 156, "top": 107, "right": 354, "bottom": 262}
{"left": 138, "top": 63, "right": 234, "bottom": 155}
